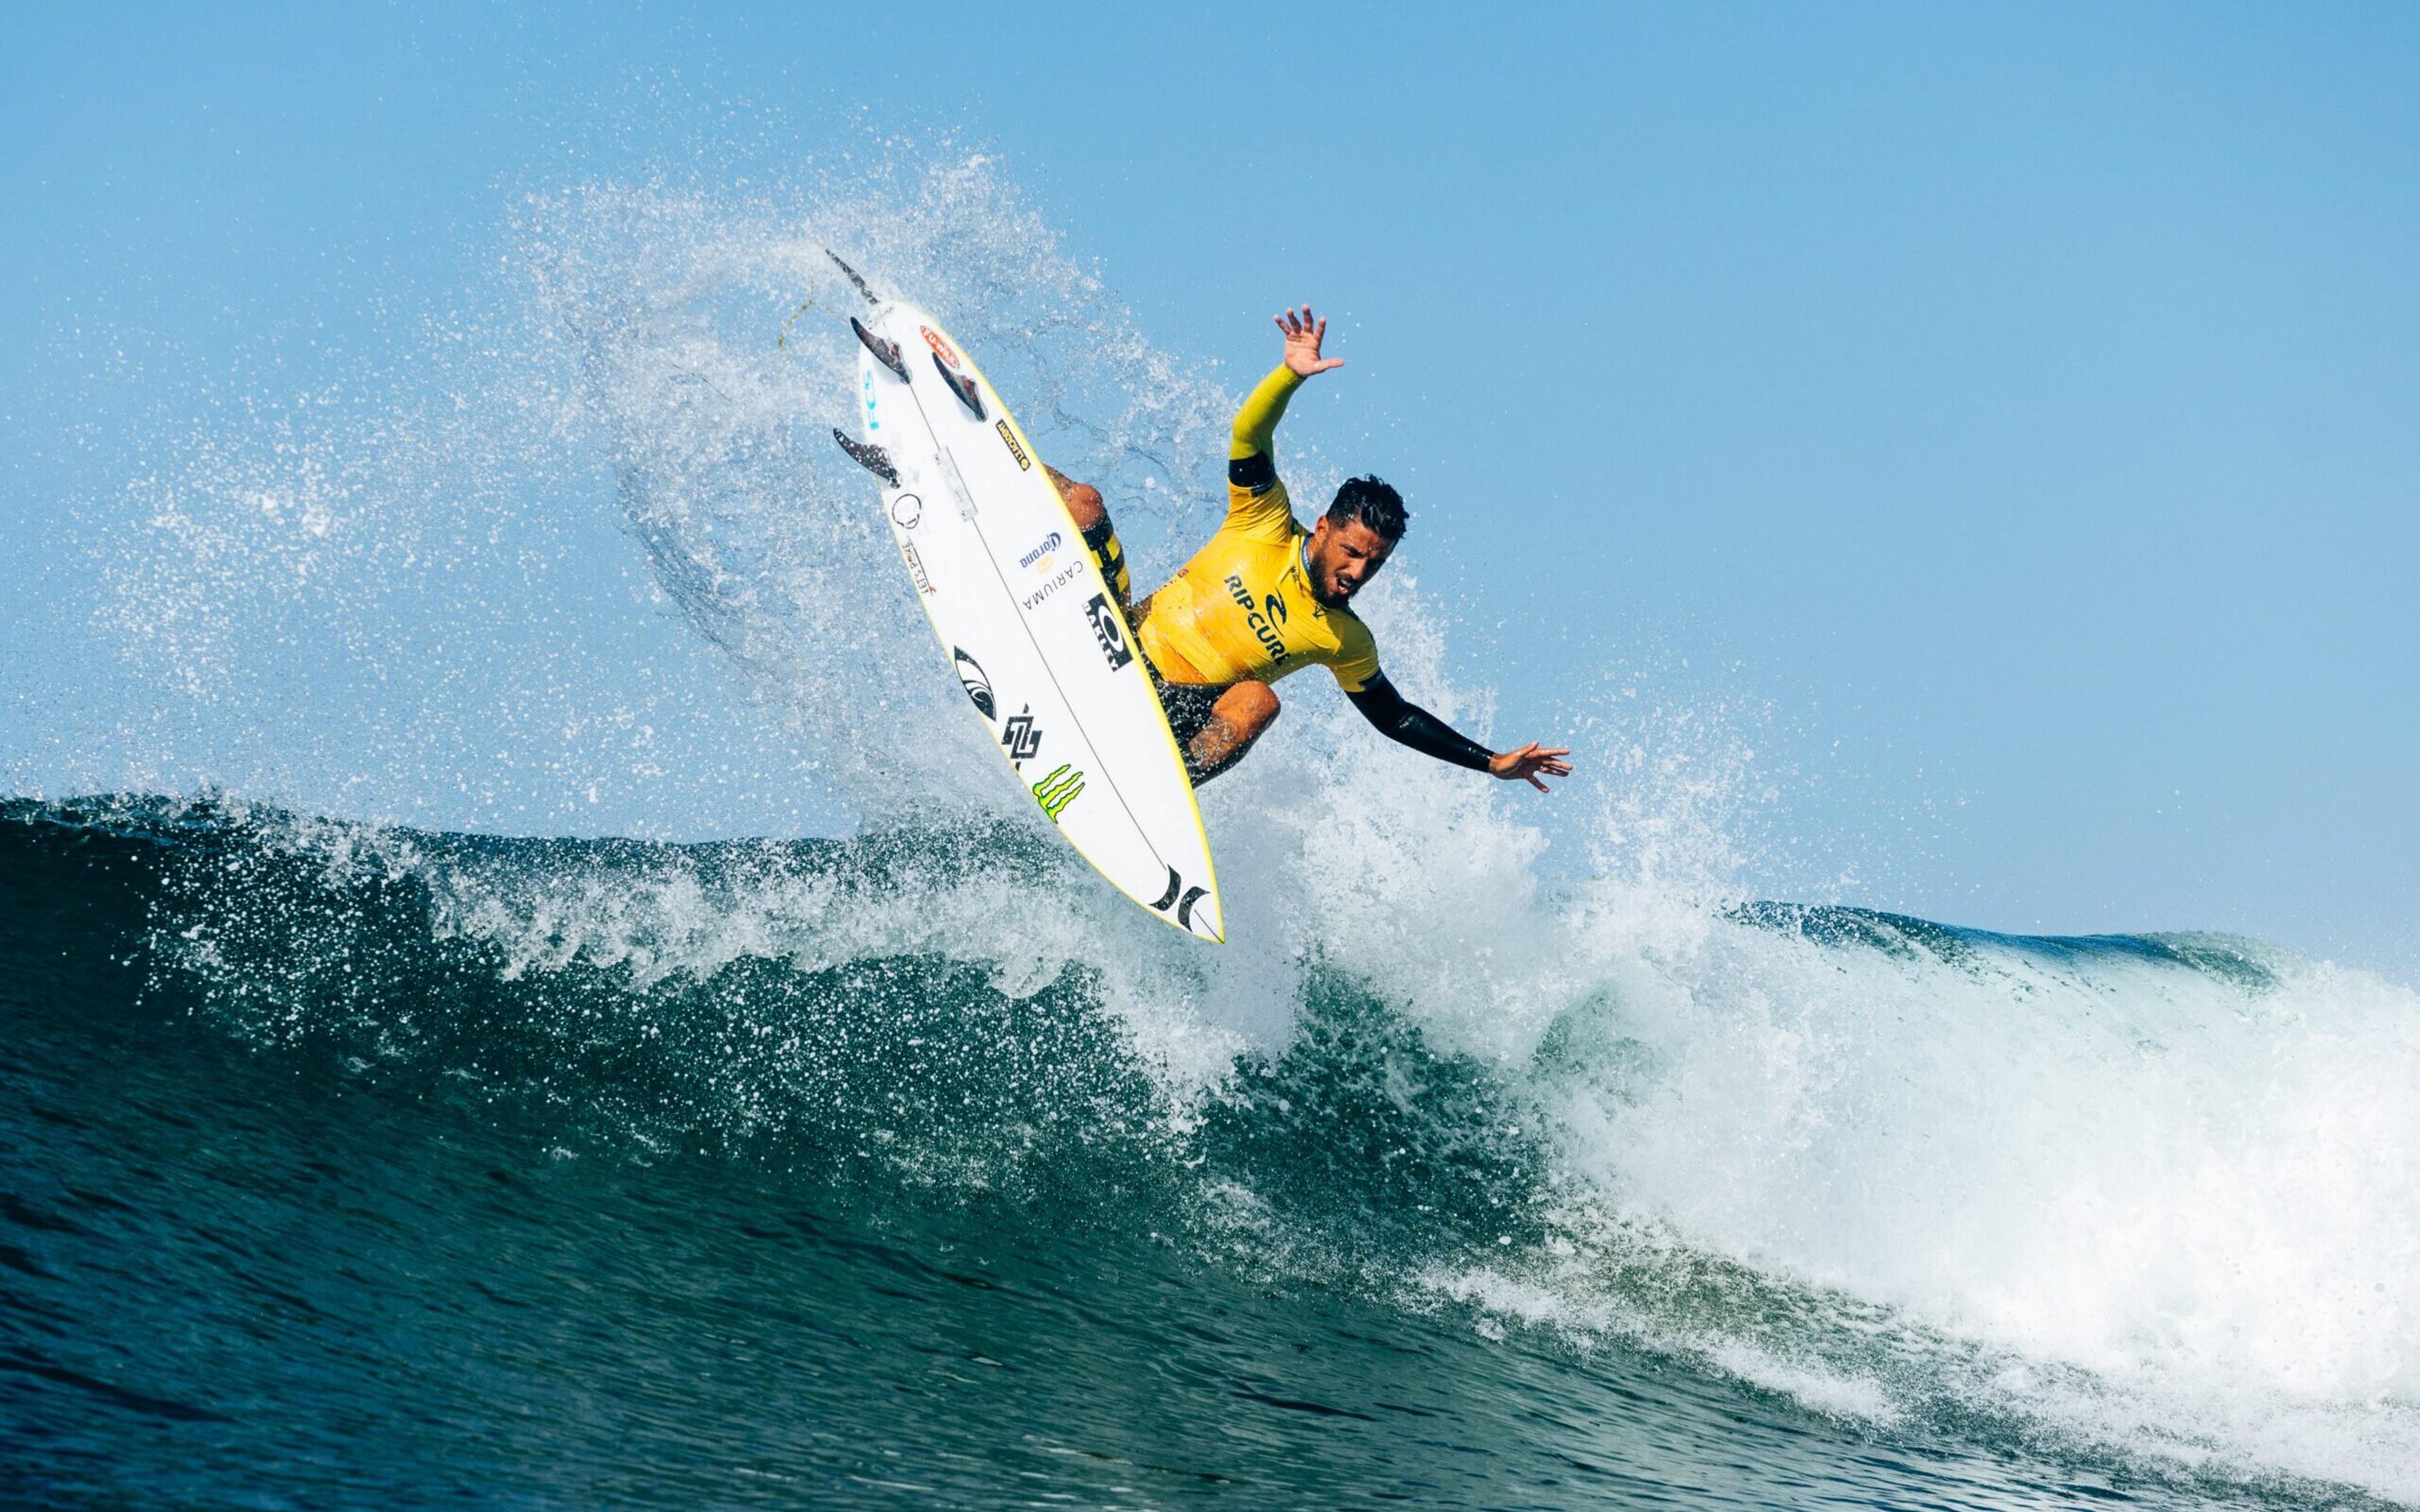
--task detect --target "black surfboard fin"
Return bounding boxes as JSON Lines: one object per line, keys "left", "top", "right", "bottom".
{"left": 851, "top": 317, "right": 909, "bottom": 381}
{"left": 831, "top": 429, "right": 900, "bottom": 487}
{"left": 933, "top": 352, "right": 984, "bottom": 420}
{"left": 824, "top": 249, "right": 880, "bottom": 306}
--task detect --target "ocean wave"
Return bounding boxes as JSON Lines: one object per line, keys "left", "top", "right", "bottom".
{"left": 7, "top": 793, "right": 2415, "bottom": 1505}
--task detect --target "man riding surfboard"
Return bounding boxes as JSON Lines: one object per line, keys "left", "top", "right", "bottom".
{"left": 1049, "top": 306, "right": 1573, "bottom": 791}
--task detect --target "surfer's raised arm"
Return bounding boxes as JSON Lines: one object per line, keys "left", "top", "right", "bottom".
{"left": 1229, "top": 306, "right": 1342, "bottom": 469}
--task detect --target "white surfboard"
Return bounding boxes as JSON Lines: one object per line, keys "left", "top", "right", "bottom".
{"left": 839, "top": 299, "right": 1224, "bottom": 943}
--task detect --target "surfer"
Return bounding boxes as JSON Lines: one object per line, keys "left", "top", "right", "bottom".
{"left": 1049, "top": 306, "right": 1573, "bottom": 791}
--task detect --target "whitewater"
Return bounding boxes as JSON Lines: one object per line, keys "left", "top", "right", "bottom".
{"left": 5, "top": 154, "right": 2416, "bottom": 1509}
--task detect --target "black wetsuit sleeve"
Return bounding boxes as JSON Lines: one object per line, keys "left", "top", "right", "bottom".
{"left": 1346, "top": 673, "right": 1494, "bottom": 773}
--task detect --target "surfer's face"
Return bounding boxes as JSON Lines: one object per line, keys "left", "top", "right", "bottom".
{"left": 1306, "top": 518, "right": 1395, "bottom": 606}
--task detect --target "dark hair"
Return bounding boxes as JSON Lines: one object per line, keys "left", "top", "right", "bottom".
{"left": 1326, "top": 475, "right": 1407, "bottom": 542}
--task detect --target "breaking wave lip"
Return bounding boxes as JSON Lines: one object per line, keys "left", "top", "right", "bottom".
{"left": 13, "top": 790, "right": 2420, "bottom": 1508}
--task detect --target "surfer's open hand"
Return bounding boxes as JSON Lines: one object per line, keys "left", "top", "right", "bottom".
{"left": 1489, "top": 742, "right": 1574, "bottom": 793}
{"left": 1275, "top": 305, "right": 1344, "bottom": 378}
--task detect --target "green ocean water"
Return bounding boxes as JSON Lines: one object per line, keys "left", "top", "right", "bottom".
{"left": 4, "top": 798, "right": 2412, "bottom": 1509}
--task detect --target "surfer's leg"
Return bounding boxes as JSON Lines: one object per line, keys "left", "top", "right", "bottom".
{"left": 1185, "top": 681, "right": 1280, "bottom": 786}
{"left": 1046, "top": 465, "right": 1132, "bottom": 609}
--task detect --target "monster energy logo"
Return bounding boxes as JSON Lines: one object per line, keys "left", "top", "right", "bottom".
{"left": 1031, "top": 764, "right": 1085, "bottom": 822}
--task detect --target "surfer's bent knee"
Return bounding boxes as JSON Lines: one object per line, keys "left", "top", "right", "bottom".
{"left": 1178, "top": 680, "right": 1281, "bottom": 787}
{"left": 1220, "top": 680, "right": 1281, "bottom": 735}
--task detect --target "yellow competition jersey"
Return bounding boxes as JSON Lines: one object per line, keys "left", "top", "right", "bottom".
{"left": 1136, "top": 367, "right": 1383, "bottom": 694}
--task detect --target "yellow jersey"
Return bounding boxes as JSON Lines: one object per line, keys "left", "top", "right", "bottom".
{"left": 1136, "top": 365, "right": 1383, "bottom": 694}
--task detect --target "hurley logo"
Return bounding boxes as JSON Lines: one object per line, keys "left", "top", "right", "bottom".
{"left": 954, "top": 649, "right": 995, "bottom": 719}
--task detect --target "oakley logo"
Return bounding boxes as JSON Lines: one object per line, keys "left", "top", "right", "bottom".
{"left": 1085, "top": 593, "right": 1132, "bottom": 670}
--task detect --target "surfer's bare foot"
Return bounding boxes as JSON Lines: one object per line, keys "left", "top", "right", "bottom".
{"left": 1187, "top": 682, "right": 1280, "bottom": 786}
{"left": 1046, "top": 464, "right": 1136, "bottom": 610}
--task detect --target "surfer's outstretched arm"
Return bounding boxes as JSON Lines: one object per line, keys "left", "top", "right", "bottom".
{"left": 1346, "top": 674, "right": 1574, "bottom": 792}
{"left": 1229, "top": 305, "right": 1342, "bottom": 473}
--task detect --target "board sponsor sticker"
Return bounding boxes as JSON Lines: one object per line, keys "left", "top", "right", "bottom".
{"left": 995, "top": 420, "right": 1031, "bottom": 471}
{"left": 1031, "top": 764, "right": 1085, "bottom": 822}
{"left": 1086, "top": 593, "right": 1133, "bottom": 670}
{"left": 1019, "top": 531, "right": 1063, "bottom": 572}
{"left": 1000, "top": 706, "right": 1043, "bottom": 765}
{"left": 1022, "top": 561, "right": 1085, "bottom": 612}
{"left": 953, "top": 649, "right": 996, "bottom": 720}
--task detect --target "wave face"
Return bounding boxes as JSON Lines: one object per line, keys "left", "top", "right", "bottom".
{"left": 10, "top": 149, "right": 2417, "bottom": 1506}
{"left": 4, "top": 796, "right": 2416, "bottom": 1509}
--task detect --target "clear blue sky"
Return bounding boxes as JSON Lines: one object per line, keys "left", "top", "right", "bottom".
{"left": 4, "top": 3, "right": 2415, "bottom": 976}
